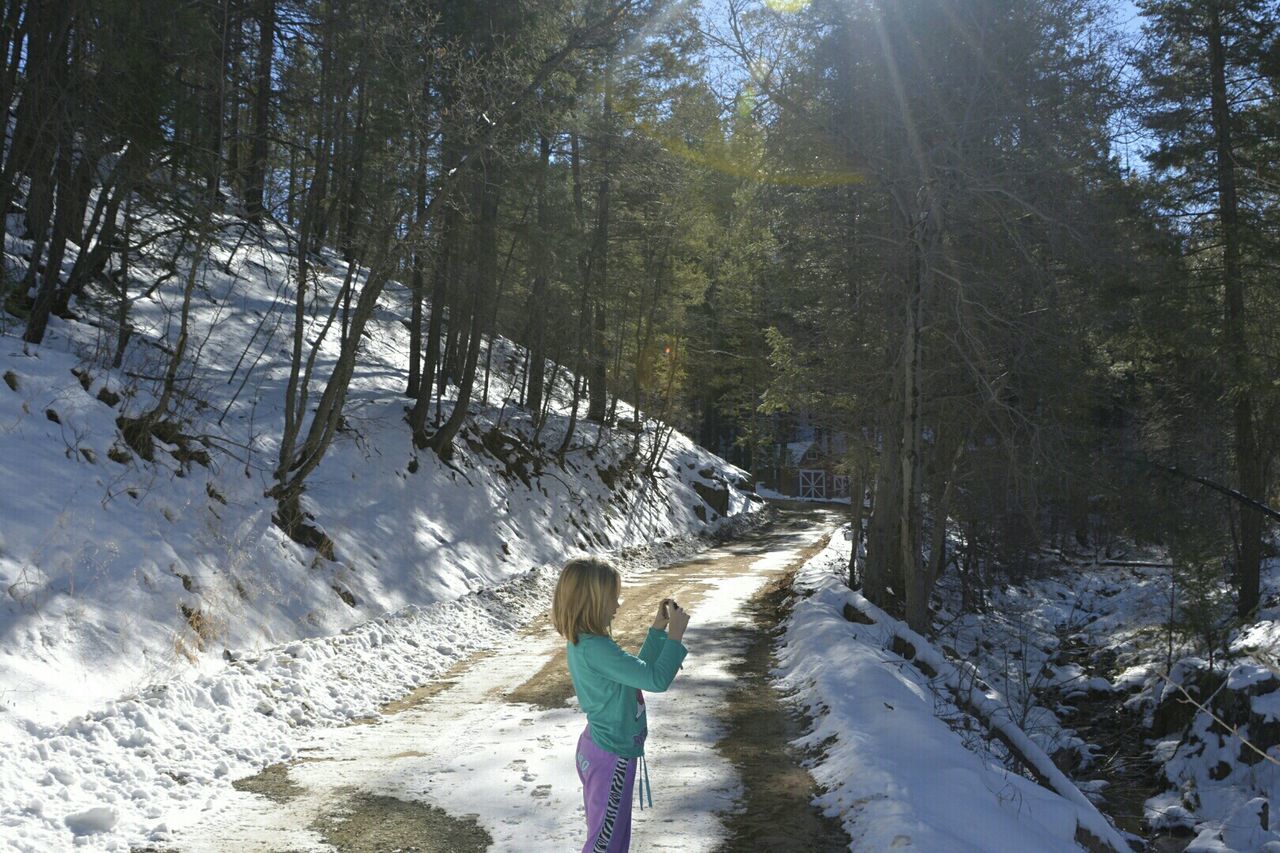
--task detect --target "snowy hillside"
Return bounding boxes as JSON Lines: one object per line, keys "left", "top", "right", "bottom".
{"left": 0, "top": 211, "right": 759, "bottom": 849}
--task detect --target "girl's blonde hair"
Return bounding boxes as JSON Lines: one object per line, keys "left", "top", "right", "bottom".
{"left": 553, "top": 558, "right": 620, "bottom": 645}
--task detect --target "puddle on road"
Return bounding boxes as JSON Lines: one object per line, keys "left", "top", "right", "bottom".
{"left": 311, "top": 787, "right": 491, "bottom": 853}
{"left": 231, "top": 761, "right": 306, "bottom": 803}
{"left": 712, "top": 541, "right": 851, "bottom": 853}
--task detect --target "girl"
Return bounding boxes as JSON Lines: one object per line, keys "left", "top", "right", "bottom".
{"left": 552, "top": 557, "right": 690, "bottom": 853}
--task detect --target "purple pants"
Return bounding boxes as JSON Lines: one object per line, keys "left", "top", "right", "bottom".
{"left": 576, "top": 726, "right": 637, "bottom": 853}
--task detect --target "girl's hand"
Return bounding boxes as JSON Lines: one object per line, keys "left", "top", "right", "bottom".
{"left": 652, "top": 598, "right": 675, "bottom": 630}
{"left": 668, "top": 603, "right": 690, "bottom": 642}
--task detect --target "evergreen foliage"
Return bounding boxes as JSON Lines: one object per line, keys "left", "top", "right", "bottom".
{"left": 1, "top": 0, "right": 1277, "bottom": 631}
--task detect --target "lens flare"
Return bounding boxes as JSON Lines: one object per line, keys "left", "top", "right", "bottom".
{"left": 764, "top": 0, "right": 810, "bottom": 12}
{"left": 635, "top": 120, "right": 863, "bottom": 187}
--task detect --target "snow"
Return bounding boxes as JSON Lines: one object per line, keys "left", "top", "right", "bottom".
{"left": 918, "top": 543, "right": 1280, "bottom": 850}
{"left": 160, "top": 513, "right": 838, "bottom": 852}
{"left": 1254, "top": 689, "right": 1280, "bottom": 721}
{"left": 6, "top": 200, "right": 1279, "bottom": 851}
{"left": 0, "top": 415, "right": 756, "bottom": 852}
{"left": 0, "top": 210, "right": 761, "bottom": 850}
{"left": 776, "top": 532, "right": 1130, "bottom": 851}
{"left": 1227, "top": 662, "right": 1275, "bottom": 691}
{"left": 63, "top": 807, "right": 118, "bottom": 837}
{"left": 1186, "top": 798, "right": 1280, "bottom": 853}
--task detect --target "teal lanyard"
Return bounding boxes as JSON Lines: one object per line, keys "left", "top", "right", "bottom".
{"left": 636, "top": 754, "right": 653, "bottom": 810}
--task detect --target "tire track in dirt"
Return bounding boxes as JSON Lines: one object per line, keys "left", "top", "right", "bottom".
{"left": 711, "top": 557, "right": 849, "bottom": 853}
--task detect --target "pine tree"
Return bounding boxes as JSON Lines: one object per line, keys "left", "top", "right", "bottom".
{"left": 1135, "top": 0, "right": 1280, "bottom": 618}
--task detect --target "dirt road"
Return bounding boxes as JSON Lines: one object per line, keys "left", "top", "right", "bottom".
{"left": 162, "top": 508, "right": 850, "bottom": 852}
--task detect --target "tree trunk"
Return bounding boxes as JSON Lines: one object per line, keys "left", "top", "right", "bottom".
{"left": 339, "top": 71, "right": 368, "bottom": 263}
{"left": 901, "top": 195, "right": 936, "bottom": 635}
{"left": 405, "top": 96, "right": 431, "bottom": 398}
{"left": 63, "top": 162, "right": 129, "bottom": 303}
{"left": 8, "top": 1, "right": 68, "bottom": 194}
{"left": 1208, "top": 5, "right": 1262, "bottom": 620}
{"left": 225, "top": 22, "right": 244, "bottom": 195}
{"left": 0, "top": 0, "right": 27, "bottom": 259}
{"left": 960, "top": 520, "right": 983, "bottom": 613}
{"left": 848, "top": 464, "right": 866, "bottom": 589}
{"left": 149, "top": 237, "right": 203, "bottom": 419}
{"left": 532, "top": 337, "right": 563, "bottom": 448}
{"left": 559, "top": 373, "right": 585, "bottom": 458}
{"left": 428, "top": 153, "right": 501, "bottom": 458}
{"left": 0, "top": 1, "right": 26, "bottom": 157}
{"left": 274, "top": 252, "right": 393, "bottom": 522}
{"left": 10, "top": 3, "right": 69, "bottom": 322}
{"left": 118, "top": 223, "right": 210, "bottom": 460}
{"left": 409, "top": 208, "right": 453, "bottom": 437}
{"left": 286, "top": 143, "right": 297, "bottom": 223}
{"left": 644, "top": 336, "right": 681, "bottom": 474}
{"left": 561, "top": 129, "right": 591, "bottom": 455}
{"left": 205, "top": 0, "right": 233, "bottom": 199}
{"left": 406, "top": 235, "right": 425, "bottom": 398}
{"left": 926, "top": 437, "right": 963, "bottom": 605}
{"left": 275, "top": 132, "right": 331, "bottom": 486}
{"left": 64, "top": 144, "right": 93, "bottom": 247}
{"left": 865, "top": 440, "right": 899, "bottom": 610}
{"left": 481, "top": 194, "right": 528, "bottom": 408}
{"left": 113, "top": 194, "right": 133, "bottom": 368}
{"left": 525, "top": 132, "right": 551, "bottom": 419}
{"left": 245, "top": 0, "right": 274, "bottom": 223}
{"left": 444, "top": 303, "right": 464, "bottom": 390}
{"left": 586, "top": 54, "right": 614, "bottom": 424}
{"left": 23, "top": 135, "right": 74, "bottom": 344}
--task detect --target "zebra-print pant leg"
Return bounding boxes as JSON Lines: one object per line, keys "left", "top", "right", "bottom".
{"left": 577, "top": 727, "right": 637, "bottom": 853}
{"left": 591, "top": 758, "right": 629, "bottom": 852}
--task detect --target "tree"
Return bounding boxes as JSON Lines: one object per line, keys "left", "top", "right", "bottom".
{"left": 244, "top": 0, "right": 274, "bottom": 223}
{"left": 1135, "top": 0, "right": 1280, "bottom": 618}
{"left": 722, "top": 0, "right": 1132, "bottom": 631}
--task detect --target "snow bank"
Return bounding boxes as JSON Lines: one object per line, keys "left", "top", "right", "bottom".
{"left": 776, "top": 533, "right": 1130, "bottom": 851}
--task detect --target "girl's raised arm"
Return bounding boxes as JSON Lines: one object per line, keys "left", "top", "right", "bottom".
{"left": 586, "top": 637, "right": 687, "bottom": 692}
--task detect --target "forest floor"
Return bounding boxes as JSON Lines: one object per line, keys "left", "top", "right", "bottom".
{"left": 149, "top": 508, "right": 849, "bottom": 853}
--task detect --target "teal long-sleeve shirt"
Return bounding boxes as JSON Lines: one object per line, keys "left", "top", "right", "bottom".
{"left": 566, "top": 627, "right": 687, "bottom": 758}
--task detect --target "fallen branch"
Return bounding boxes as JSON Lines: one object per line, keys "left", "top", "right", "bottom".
{"left": 844, "top": 591, "right": 1132, "bottom": 852}
{"left": 1154, "top": 669, "right": 1280, "bottom": 768}
{"left": 1135, "top": 457, "right": 1280, "bottom": 524}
